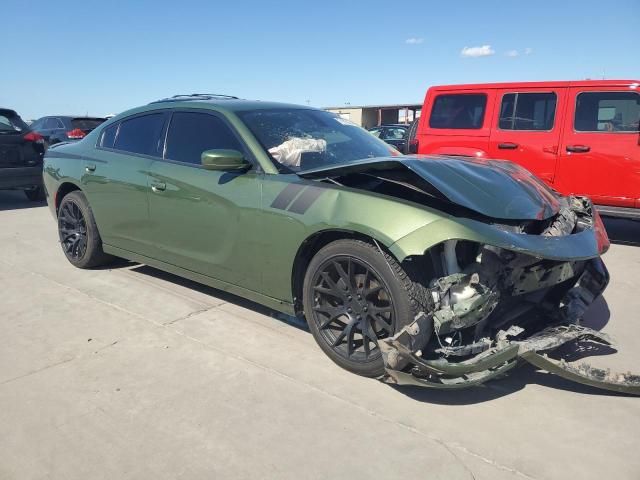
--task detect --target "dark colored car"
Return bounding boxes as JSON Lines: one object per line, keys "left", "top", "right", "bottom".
{"left": 368, "top": 124, "right": 409, "bottom": 152}
{"left": 0, "top": 108, "right": 46, "bottom": 201}
{"left": 31, "top": 116, "right": 106, "bottom": 147}
{"left": 41, "top": 95, "right": 640, "bottom": 394}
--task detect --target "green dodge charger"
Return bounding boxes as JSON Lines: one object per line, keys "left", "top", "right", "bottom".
{"left": 43, "top": 94, "right": 639, "bottom": 393}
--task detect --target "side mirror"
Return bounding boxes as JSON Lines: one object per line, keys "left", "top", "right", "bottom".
{"left": 201, "top": 149, "right": 250, "bottom": 171}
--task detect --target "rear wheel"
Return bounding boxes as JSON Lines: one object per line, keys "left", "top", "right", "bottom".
{"left": 57, "top": 190, "right": 113, "bottom": 268}
{"left": 303, "top": 239, "right": 430, "bottom": 377}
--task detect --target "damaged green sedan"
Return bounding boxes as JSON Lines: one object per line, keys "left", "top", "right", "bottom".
{"left": 42, "top": 95, "right": 640, "bottom": 394}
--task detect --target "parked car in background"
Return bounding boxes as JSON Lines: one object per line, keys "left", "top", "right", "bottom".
{"left": 0, "top": 108, "right": 45, "bottom": 200}
{"left": 31, "top": 116, "right": 106, "bottom": 147}
{"left": 413, "top": 80, "right": 640, "bottom": 219}
{"left": 368, "top": 124, "right": 409, "bottom": 152}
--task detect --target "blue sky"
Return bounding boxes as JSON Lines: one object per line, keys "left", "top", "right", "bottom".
{"left": 2, "top": 0, "right": 638, "bottom": 119}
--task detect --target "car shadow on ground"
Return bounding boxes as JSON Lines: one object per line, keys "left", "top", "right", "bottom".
{"left": 602, "top": 216, "right": 640, "bottom": 246}
{"left": 0, "top": 190, "right": 46, "bottom": 211}
{"left": 117, "top": 261, "right": 624, "bottom": 404}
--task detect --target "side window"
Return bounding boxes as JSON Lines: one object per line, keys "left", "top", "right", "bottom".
{"left": 429, "top": 94, "right": 487, "bottom": 129}
{"left": 113, "top": 113, "right": 165, "bottom": 156}
{"left": 164, "top": 112, "right": 243, "bottom": 165}
{"left": 368, "top": 128, "right": 382, "bottom": 138}
{"left": 44, "top": 118, "right": 63, "bottom": 129}
{"left": 575, "top": 91, "right": 640, "bottom": 132}
{"left": 383, "top": 127, "right": 407, "bottom": 140}
{"left": 499, "top": 92, "right": 557, "bottom": 131}
{"left": 100, "top": 123, "right": 118, "bottom": 148}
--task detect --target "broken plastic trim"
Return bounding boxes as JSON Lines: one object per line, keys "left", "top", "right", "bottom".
{"left": 379, "top": 259, "right": 640, "bottom": 395}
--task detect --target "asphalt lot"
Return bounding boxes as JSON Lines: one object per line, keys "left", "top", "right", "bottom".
{"left": 1, "top": 190, "right": 639, "bottom": 480}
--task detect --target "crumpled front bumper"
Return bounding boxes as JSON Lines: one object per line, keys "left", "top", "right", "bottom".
{"left": 380, "top": 259, "right": 640, "bottom": 395}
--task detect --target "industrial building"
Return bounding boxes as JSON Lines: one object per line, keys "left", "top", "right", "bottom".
{"left": 324, "top": 103, "right": 422, "bottom": 128}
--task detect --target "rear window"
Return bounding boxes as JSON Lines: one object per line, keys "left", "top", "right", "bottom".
{"left": 574, "top": 91, "right": 640, "bottom": 132}
{"left": 499, "top": 92, "right": 557, "bottom": 131}
{"left": 0, "top": 109, "right": 29, "bottom": 133}
{"left": 429, "top": 94, "right": 487, "bottom": 129}
{"left": 72, "top": 118, "right": 106, "bottom": 130}
{"left": 113, "top": 114, "right": 165, "bottom": 156}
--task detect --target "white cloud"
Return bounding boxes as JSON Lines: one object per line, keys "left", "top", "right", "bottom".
{"left": 460, "top": 45, "right": 495, "bottom": 57}
{"left": 405, "top": 37, "right": 424, "bottom": 45}
{"left": 505, "top": 49, "right": 519, "bottom": 57}
{"left": 524, "top": 47, "right": 533, "bottom": 55}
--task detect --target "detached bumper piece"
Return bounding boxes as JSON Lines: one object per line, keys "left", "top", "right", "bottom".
{"left": 380, "top": 260, "right": 640, "bottom": 395}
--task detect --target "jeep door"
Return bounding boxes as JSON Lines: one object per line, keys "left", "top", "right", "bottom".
{"left": 488, "top": 88, "right": 566, "bottom": 184}
{"left": 554, "top": 87, "right": 640, "bottom": 207}
{"left": 147, "top": 110, "right": 262, "bottom": 291}
{"left": 83, "top": 112, "right": 168, "bottom": 257}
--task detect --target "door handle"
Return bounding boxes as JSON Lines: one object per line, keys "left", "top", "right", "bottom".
{"left": 150, "top": 181, "right": 166, "bottom": 192}
{"left": 566, "top": 145, "right": 590, "bottom": 153}
{"left": 498, "top": 142, "right": 518, "bottom": 150}
{"left": 85, "top": 164, "right": 96, "bottom": 173}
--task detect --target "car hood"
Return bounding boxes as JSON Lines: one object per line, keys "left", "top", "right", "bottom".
{"left": 298, "top": 155, "right": 561, "bottom": 221}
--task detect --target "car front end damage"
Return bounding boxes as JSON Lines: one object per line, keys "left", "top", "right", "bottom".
{"left": 381, "top": 196, "right": 640, "bottom": 394}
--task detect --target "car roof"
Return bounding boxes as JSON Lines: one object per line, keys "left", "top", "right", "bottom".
{"left": 430, "top": 79, "right": 640, "bottom": 91}
{"left": 147, "top": 95, "right": 313, "bottom": 113}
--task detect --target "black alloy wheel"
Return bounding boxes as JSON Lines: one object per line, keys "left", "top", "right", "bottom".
{"left": 310, "top": 256, "right": 396, "bottom": 363}
{"left": 58, "top": 200, "right": 88, "bottom": 261}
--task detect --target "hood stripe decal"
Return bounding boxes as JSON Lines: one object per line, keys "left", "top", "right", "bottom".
{"left": 271, "top": 183, "right": 305, "bottom": 210}
{"left": 288, "top": 186, "right": 325, "bottom": 214}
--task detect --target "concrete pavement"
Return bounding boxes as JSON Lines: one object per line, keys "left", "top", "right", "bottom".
{"left": 1, "top": 190, "right": 639, "bottom": 480}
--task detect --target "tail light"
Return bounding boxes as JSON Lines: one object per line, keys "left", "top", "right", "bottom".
{"left": 593, "top": 209, "right": 610, "bottom": 254}
{"left": 66, "top": 128, "right": 86, "bottom": 139}
{"left": 24, "top": 132, "right": 44, "bottom": 144}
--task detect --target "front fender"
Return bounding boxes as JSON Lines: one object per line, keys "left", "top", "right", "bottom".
{"left": 389, "top": 216, "right": 603, "bottom": 262}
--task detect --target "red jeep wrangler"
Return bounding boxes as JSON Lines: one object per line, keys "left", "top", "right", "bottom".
{"left": 412, "top": 80, "right": 640, "bottom": 218}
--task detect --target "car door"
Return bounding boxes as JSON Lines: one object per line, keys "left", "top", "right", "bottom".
{"left": 83, "top": 112, "right": 168, "bottom": 257}
{"left": 147, "top": 110, "right": 263, "bottom": 292}
{"left": 554, "top": 88, "right": 640, "bottom": 207}
{"left": 488, "top": 88, "right": 566, "bottom": 184}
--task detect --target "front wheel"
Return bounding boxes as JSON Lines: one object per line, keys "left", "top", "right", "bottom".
{"left": 303, "top": 239, "right": 430, "bottom": 377}
{"left": 57, "top": 190, "right": 113, "bottom": 269}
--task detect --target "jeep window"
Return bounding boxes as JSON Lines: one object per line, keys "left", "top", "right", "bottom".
{"left": 164, "top": 112, "right": 243, "bottom": 165}
{"left": 239, "top": 109, "right": 394, "bottom": 172}
{"left": 429, "top": 94, "right": 487, "bottom": 129}
{"left": 499, "top": 92, "right": 557, "bottom": 131}
{"left": 575, "top": 91, "right": 640, "bottom": 132}
{"left": 113, "top": 113, "right": 165, "bottom": 156}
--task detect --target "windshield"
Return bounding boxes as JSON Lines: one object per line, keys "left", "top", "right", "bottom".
{"left": 238, "top": 109, "right": 399, "bottom": 172}
{"left": 0, "top": 109, "right": 29, "bottom": 134}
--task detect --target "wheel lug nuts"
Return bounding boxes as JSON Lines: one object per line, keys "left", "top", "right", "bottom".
{"left": 347, "top": 307, "right": 352, "bottom": 313}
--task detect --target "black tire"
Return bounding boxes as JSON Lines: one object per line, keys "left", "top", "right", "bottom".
{"left": 303, "top": 239, "right": 431, "bottom": 378}
{"left": 24, "top": 186, "right": 45, "bottom": 202}
{"left": 57, "top": 190, "right": 113, "bottom": 269}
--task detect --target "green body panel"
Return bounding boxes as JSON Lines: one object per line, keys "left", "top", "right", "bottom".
{"left": 43, "top": 98, "right": 604, "bottom": 316}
